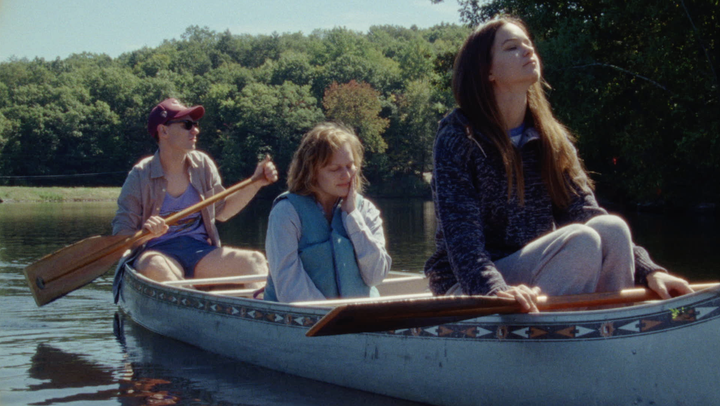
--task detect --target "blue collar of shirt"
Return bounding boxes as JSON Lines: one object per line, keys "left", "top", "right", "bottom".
{"left": 509, "top": 123, "right": 526, "bottom": 147}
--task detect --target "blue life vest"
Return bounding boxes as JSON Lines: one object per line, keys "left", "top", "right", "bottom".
{"left": 264, "top": 192, "right": 378, "bottom": 301}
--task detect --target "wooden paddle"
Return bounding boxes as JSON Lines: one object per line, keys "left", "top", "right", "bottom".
{"left": 305, "top": 282, "right": 719, "bottom": 337}
{"left": 23, "top": 177, "right": 258, "bottom": 306}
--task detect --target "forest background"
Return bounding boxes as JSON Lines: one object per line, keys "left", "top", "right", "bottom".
{"left": 0, "top": 0, "right": 717, "bottom": 210}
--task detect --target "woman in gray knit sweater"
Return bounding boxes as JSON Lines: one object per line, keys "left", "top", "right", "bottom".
{"left": 424, "top": 17, "right": 692, "bottom": 312}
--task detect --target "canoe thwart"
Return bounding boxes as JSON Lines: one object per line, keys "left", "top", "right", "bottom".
{"left": 162, "top": 274, "right": 268, "bottom": 287}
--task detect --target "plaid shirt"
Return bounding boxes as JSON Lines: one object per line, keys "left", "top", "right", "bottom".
{"left": 111, "top": 150, "right": 227, "bottom": 247}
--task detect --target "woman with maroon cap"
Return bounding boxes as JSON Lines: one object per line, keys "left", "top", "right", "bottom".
{"left": 111, "top": 98, "right": 278, "bottom": 292}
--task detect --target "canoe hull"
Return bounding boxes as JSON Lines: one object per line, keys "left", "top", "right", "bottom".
{"left": 119, "top": 270, "right": 720, "bottom": 406}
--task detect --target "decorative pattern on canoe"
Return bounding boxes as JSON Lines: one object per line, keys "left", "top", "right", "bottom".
{"left": 127, "top": 275, "right": 720, "bottom": 342}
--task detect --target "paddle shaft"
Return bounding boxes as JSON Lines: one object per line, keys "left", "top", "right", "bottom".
{"left": 305, "top": 283, "right": 718, "bottom": 337}
{"left": 390, "top": 283, "right": 718, "bottom": 319}
{"left": 36, "top": 177, "right": 257, "bottom": 288}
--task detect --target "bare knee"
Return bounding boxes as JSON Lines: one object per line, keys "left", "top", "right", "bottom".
{"left": 135, "top": 253, "right": 182, "bottom": 281}
{"left": 220, "top": 248, "right": 267, "bottom": 275}
{"left": 244, "top": 250, "right": 268, "bottom": 275}
{"left": 224, "top": 249, "right": 267, "bottom": 289}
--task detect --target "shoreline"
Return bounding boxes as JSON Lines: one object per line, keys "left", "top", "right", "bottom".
{"left": 0, "top": 186, "right": 121, "bottom": 203}
{"left": 2, "top": 186, "right": 716, "bottom": 215}
{"left": 0, "top": 180, "right": 434, "bottom": 203}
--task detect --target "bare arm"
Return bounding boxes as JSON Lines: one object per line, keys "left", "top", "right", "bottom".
{"left": 216, "top": 156, "right": 279, "bottom": 222}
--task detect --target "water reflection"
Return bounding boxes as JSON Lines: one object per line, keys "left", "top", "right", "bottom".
{"left": 0, "top": 202, "right": 115, "bottom": 267}
{"left": 25, "top": 341, "right": 184, "bottom": 406}
{"left": 19, "top": 313, "right": 428, "bottom": 406}
{"left": 27, "top": 344, "right": 118, "bottom": 405}
{"left": 112, "top": 313, "right": 427, "bottom": 406}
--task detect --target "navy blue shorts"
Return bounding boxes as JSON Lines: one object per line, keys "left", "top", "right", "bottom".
{"left": 141, "top": 236, "right": 218, "bottom": 278}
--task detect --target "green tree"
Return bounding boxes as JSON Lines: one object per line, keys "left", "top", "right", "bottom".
{"left": 219, "top": 82, "right": 325, "bottom": 183}
{"left": 435, "top": 0, "right": 720, "bottom": 207}
{"left": 397, "top": 37, "right": 435, "bottom": 83}
{"left": 244, "top": 33, "right": 282, "bottom": 68}
{"left": 0, "top": 22, "right": 472, "bottom": 193}
{"left": 323, "top": 80, "right": 390, "bottom": 154}
{"left": 0, "top": 112, "right": 12, "bottom": 174}
{"left": 388, "top": 80, "right": 440, "bottom": 176}
{"left": 270, "top": 51, "right": 315, "bottom": 86}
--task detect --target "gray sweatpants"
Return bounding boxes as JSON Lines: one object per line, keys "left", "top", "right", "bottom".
{"left": 498, "top": 214, "right": 635, "bottom": 295}
{"left": 448, "top": 215, "right": 635, "bottom": 296}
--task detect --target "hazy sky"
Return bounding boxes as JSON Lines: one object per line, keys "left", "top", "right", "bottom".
{"left": 0, "top": 0, "right": 461, "bottom": 61}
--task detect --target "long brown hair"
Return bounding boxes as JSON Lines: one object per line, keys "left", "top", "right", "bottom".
{"left": 452, "top": 16, "right": 592, "bottom": 207}
{"left": 287, "top": 122, "right": 366, "bottom": 197}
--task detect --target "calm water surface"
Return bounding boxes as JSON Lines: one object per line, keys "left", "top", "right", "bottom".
{"left": 1, "top": 198, "right": 718, "bottom": 405}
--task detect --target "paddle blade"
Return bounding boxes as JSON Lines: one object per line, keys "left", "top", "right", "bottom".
{"left": 306, "top": 295, "right": 519, "bottom": 337}
{"left": 24, "top": 234, "right": 133, "bottom": 306}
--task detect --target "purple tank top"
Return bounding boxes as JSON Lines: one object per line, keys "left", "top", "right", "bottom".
{"left": 146, "top": 185, "right": 209, "bottom": 247}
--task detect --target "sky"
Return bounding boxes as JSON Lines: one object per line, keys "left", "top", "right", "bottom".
{"left": 0, "top": 0, "right": 461, "bottom": 61}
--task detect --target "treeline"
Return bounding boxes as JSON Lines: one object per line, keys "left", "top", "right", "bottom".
{"left": 1, "top": 0, "right": 718, "bottom": 208}
{"left": 0, "top": 24, "right": 470, "bottom": 197}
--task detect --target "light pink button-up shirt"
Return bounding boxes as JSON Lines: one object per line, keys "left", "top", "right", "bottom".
{"left": 111, "top": 150, "right": 227, "bottom": 247}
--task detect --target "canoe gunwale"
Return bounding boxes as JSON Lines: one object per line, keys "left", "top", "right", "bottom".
{"left": 120, "top": 267, "right": 720, "bottom": 343}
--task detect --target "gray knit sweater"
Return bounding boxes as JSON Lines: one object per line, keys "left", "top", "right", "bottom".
{"left": 424, "top": 109, "right": 663, "bottom": 296}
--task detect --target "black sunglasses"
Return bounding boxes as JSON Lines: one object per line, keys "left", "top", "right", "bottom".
{"left": 165, "top": 119, "right": 200, "bottom": 130}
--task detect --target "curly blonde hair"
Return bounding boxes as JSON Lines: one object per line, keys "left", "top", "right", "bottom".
{"left": 287, "top": 122, "right": 366, "bottom": 196}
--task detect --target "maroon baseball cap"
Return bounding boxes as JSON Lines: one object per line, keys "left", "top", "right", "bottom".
{"left": 147, "top": 98, "right": 205, "bottom": 136}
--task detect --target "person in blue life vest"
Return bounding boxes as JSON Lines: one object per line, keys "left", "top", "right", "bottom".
{"left": 111, "top": 98, "right": 278, "bottom": 293}
{"left": 263, "top": 122, "right": 391, "bottom": 302}
{"left": 424, "top": 16, "right": 693, "bottom": 312}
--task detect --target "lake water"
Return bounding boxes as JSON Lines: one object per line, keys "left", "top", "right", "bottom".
{"left": 1, "top": 198, "right": 718, "bottom": 405}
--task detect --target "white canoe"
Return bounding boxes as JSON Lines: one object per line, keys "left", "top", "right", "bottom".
{"left": 118, "top": 267, "right": 720, "bottom": 406}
